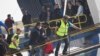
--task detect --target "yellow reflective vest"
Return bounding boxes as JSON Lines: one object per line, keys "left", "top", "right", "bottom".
{"left": 9, "top": 34, "right": 19, "bottom": 49}
{"left": 56, "top": 19, "right": 69, "bottom": 36}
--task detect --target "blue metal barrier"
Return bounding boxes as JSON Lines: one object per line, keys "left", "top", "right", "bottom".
{"left": 69, "top": 28, "right": 100, "bottom": 56}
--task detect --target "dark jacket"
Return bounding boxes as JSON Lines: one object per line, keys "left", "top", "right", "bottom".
{"left": 29, "top": 27, "right": 45, "bottom": 45}
{"left": 39, "top": 11, "right": 47, "bottom": 21}
{"left": 51, "top": 8, "right": 62, "bottom": 20}
{"left": 22, "top": 14, "right": 31, "bottom": 25}
{"left": 46, "top": 27, "right": 51, "bottom": 36}
{"left": 5, "top": 18, "right": 14, "bottom": 28}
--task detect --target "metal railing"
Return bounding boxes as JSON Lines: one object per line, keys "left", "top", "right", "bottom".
{"left": 7, "top": 14, "right": 87, "bottom": 34}
{"left": 11, "top": 23, "right": 100, "bottom": 55}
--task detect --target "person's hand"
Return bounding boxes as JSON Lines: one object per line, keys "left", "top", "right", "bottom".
{"left": 16, "top": 47, "right": 20, "bottom": 50}
{"left": 79, "top": 28, "right": 82, "bottom": 30}
{"left": 66, "top": 15, "right": 71, "bottom": 18}
{"left": 29, "top": 45, "right": 32, "bottom": 50}
{"left": 67, "top": 16, "right": 71, "bottom": 18}
{"left": 74, "top": 16, "right": 77, "bottom": 19}
{"left": 53, "top": 35, "right": 57, "bottom": 39}
{"left": 42, "top": 33, "right": 45, "bottom": 36}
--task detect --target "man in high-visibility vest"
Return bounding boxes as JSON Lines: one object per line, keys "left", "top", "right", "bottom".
{"left": 55, "top": 16, "right": 81, "bottom": 56}
{"left": 9, "top": 28, "right": 22, "bottom": 56}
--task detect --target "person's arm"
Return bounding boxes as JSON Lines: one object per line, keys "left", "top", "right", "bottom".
{"left": 22, "top": 15, "right": 25, "bottom": 25}
{"left": 12, "top": 37, "right": 17, "bottom": 47}
{"left": 69, "top": 22, "right": 81, "bottom": 30}
{"left": 11, "top": 17, "right": 14, "bottom": 24}
{"left": 12, "top": 20, "right": 14, "bottom": 24}
{"left": 57, "top": 21, "right": 61, "bottom": 28}
{"left": 76, "top": 5, "right": 83, "bottom": 16}
{"left": 0, "top": 21, "right": 8, "bottom": 32}
{"left": 0, "top": 21, "right": 7, "bottom": 29}
{"left": 65, "top": 15, "right": 71, "bottom": 18}
{"left": 30, "top": 15, "right": 33, "bottom": 24}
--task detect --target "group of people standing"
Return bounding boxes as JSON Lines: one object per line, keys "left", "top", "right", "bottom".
{"left": 22, "top": 9, "right": 81, "bottom": 56}
{"left": 0, "top": 0, "right": 84, "bottom": 56}
{"left": 0, "top": 14, "right": 23, "bottom": 56}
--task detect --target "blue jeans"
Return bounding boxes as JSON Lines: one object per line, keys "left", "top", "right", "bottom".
{"left": 29, "top": 46, "right": 44, "bottom": 56}
{"left": 24, "top": 26, "right": 30, "bottom": 38}
{"left": 9, "top": 28, "right": 14, "bottom": 34}
{"left": 55, "top": 36, "right": 69, "bottom": 56}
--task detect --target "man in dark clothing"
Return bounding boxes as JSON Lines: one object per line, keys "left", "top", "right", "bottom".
{"left": 50, "top": 4, "right": 62, "bottom": 28}
{"left": 66, "top": 2, "right": 74, "bottom": 17}
{"left": 66, "top": 1, "right": 75, "bottom": 22}
{"left": 29, "top": 22, "right": 45, "bottom": 56}
{"left": 22, "top": 10, "right": 32, "bottom": 38}
{"left": 5, "top": 14, "right": 14, "bottom": 34}
{"left": 39, "top": 6, "right": 48, "bottom": 21}
{"left": 39, "top": 6, "right": 52, "bottom": 21}
{"left": 51, "top": 4, "right": 62, "bottom": 20}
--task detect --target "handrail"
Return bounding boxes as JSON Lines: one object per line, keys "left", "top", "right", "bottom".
{"left": 11, "top": 23, "right": 100, "bottom": 55}
{"left": 8, "top": 14, "right": 87, "bottom": 31}
{"left": 7, "top": 14, "right": 87, "bottom": 34}
{"left": 4, "top": 14, "right": 92, "bottom": 55}
{"left": 72, "top": 14, "right": 87, "bottom": 28}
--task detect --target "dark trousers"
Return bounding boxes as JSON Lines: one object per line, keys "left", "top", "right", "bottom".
{"left": 55, "top": 36, "right": 69, "bottom": 56}
{"left": 9, "top": 48, "right": 22, "bottom": 56}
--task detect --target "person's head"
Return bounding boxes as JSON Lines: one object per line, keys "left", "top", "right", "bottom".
{"left": 41, "top": 6, "right": 46, "bottom": 12}
{"left": 62, "top": 16, "right": 69, "bottom": 22}
{"left": 16, "top": 28, "right": 21, "bottom": 35}
{"left": 46, "top": 7, "right": 50, "bottom": 11}
{"left": 24, "top": 10, "right": 28, "bottom": 15}
{"left": 71, "top": 0, "right": 76, "bottom": 6}
{"left": 76, "top": 1, "right": 82, "bottom": 6}
{"left": 42, "top": 22, "right": 49, "bottom": 28}
{"left": 35, "top": 22, "right": 42, "bottom": 30}
{"left": 67, "top": 1, "right": 72, "bottom": 9}
{"left": 54, "top": 4, "right": 59, "bottom": 9}
{"left": 7, "top": 14, "right": 11, "bottom": 18}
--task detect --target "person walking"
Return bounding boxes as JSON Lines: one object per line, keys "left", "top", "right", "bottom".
{"left": 29, "top": 22, "right": 45, "bottom": 56}
{"left": 55, "top": 16, "right": 81, "bottom": 56}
